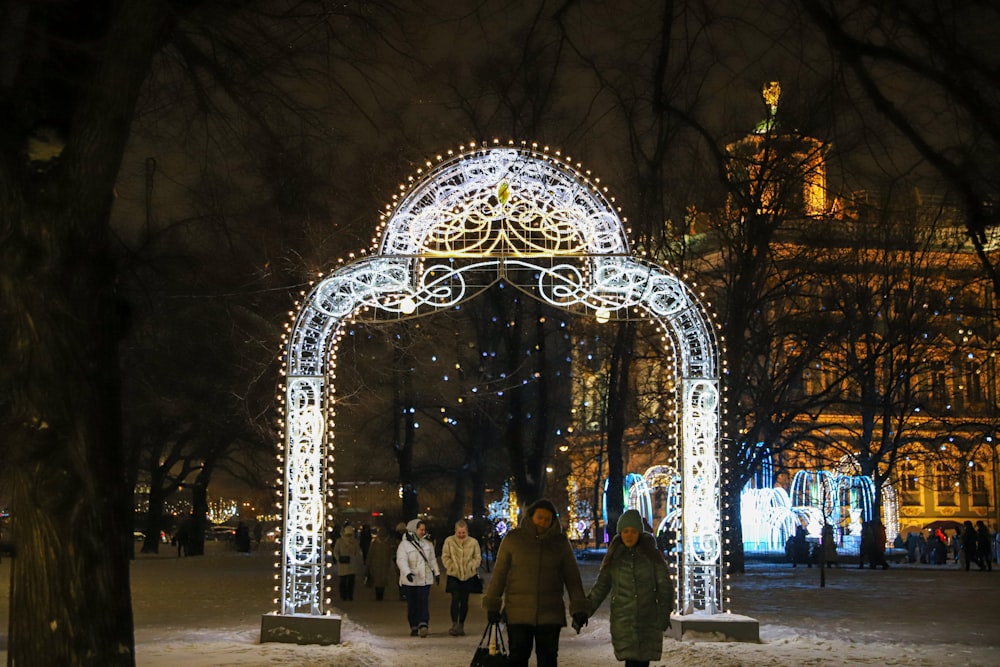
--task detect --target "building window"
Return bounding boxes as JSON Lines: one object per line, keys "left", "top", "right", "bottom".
{"left": 935, "top": 462, "right": 956, "bottom": 507}
{"left": 972, "top": 466, "right": 988, "bottom": 507}
{"left": 964, "top": 360, "right": 983, "bottom": 405}
{"left": 931, "top": 367, "right": 949, "bottom": 406}
{"left": 900, "top": 461, "right": 921, "bottom": 506}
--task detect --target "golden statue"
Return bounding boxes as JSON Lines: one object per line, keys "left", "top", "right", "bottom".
{"left": 763, "top": 81, "right": 781, "bottom": 115}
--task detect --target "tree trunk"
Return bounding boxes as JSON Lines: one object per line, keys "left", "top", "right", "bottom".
{"left": 1, "top": 2, "right": 177, "bottom": 662}
{"left": 725, "top": 481, "right": 746, "bottom": 574}
{"left": 605, "top": 321, "right": 635, "bottom": 539}
{"left": 140, "top": 467, "right": 170, "bottom": 555}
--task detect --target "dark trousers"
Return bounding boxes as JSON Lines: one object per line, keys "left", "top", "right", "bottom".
{"left": 338, "top": 574, "right": 355, "bottom": 601}
{"left": 625, "top": 662, "right": 649, "bottom": 667}
{"left": 449, "top": 577, "right": 472, "bottom": 623}
{"left": 403, "top": 584, "right": 430, "bottom": 629}
{"left": 507, "top": 624, "right": 561, "bottom": 667}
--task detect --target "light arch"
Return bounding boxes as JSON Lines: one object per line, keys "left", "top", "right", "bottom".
{"left": 275, "top": 141, "right": 723, "bottom": 620}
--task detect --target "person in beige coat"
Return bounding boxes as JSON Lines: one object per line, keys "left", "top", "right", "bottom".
{"left": 483, "top": 499, "right": 588, "bottom": 667}
{"left": 441, "top": 519, "right": 482, "bottom": 636}
{"left": 332, "top": 525, "right": 363, "bottom": 602}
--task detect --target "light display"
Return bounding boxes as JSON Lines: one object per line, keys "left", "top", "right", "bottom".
{"left": 740, "top": 458, "right": 902, "bottom": 555}
{"left": 276, "top": 142, "right": 722, "bottom": 619}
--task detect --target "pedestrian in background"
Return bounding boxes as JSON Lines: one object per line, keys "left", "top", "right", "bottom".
{"left": 441, "top": 519, "right": 482, "bottom": 636}
{"left": 234, "top": 521, "right": 251, "bottom": 554}
{"left": 961, "top": 520, "right": 980, "bottom": 571}
{"left": 583, "top": 509, "right": 673, "bottom": 667}
{"left": 333, "top": 525, "right": 363, "bottom": 601}
{"left": 975, "top": 521, "right": 992, "bottom": 572}
{"left": 397, "top": 518, "right": 440, "bottom": 637}
{"left": 365, "top": 526, "right": 396, "bottom": 601}
{"left": 483, "top": 498, "right": 588, "bottom": 667}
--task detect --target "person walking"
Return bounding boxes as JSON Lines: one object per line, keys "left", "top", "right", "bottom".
{"left": 396, "top": 518, "right": 440, "bottom": 637}
{"left": 365, "top": 526, "right": 397, "bottom": 601}
{"left": 820, "top": 523, "right": 839, "bottom": 567}
{"left": 172, "top": 516, "right": 191, "bottom": 558}
{"left": 483, "top": 498, "right": 589, "bottom": 667}
{"left": 975, "top": 521, "right": 992, "bottom": 572}
{"left": 441, "top": 519, "right": 482, "bottom": 636}
{"left": 961, "top": 520, "right": 980, "bottom": 571}
{"left": 581, "top": 510, "right": 673, "bottom": 667}
{"left": 333, "top": 525, "right": 364, "bottom": 601}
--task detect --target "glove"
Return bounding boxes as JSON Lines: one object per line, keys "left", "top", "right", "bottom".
{"left": 435, "top": 575, "right": 441, "bottom": 586}
{"left": 487, "top": 610, "right": 503, "bottom": 624}
{"left": 406, "top": 573, "right": 414, "bottom": 583}
{"left": 571, "top": 612, "right": 588, "bottom": 634}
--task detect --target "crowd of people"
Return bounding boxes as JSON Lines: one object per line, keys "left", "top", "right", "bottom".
{"left": 321, "top": 500, "right": 674, "bottom": 667}
{"left": 784, "top": 519, "right": 997, "bottom": 571}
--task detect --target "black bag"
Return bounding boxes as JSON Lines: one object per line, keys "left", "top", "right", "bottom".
{"left": 470, "top": 574, "right": 484, "bottom": 594}
{"left": 338, "top": 555, "right": 350, "bottom": 564}
{"left": 470, "top": 621, "right": 509, "bottom": 667}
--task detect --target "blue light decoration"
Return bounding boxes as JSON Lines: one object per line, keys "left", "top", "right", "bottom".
{"left": 273, "top": 141, "right": 723, "bottom": 624}
{"left": 741, "top": 454, "right": 900, "bottom": 554}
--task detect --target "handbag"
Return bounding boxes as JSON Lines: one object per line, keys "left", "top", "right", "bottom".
{"left": 470, "top": 573, "right": 484, "bottom": 594}
{"left": 469, "top": 621, "right": 509, "bottom": 667}
{"left": 338, "top": 555, "right": 350, "bottom": 564}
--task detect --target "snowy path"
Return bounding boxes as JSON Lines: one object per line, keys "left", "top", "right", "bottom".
{"left": 2, "top": 543, "right": 998, "bottom": 665}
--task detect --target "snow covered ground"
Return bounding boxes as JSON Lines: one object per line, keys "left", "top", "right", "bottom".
{"left": 2, "top": 542, "right": 998, "bottom": 666}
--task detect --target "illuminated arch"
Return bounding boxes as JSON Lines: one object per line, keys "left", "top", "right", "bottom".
{"left": 275, "top": 142, "right": 723, "bottom": 619}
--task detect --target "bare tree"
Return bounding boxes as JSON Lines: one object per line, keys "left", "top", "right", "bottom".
{"left": 800, "top": 1, "right": 1000, "bottom": 314}
{"left": 0, "top": 1, "right": 409, "bottom": 660}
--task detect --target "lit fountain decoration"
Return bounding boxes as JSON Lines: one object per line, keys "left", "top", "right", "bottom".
{"left": 275, "top": 141, "right": 722, "bottom": 622}
{"left": 740, "top": 456, "right": 804, "bottom": 552}
{"left": 575, "top": 465, "right": 681, "bottom": 540}
{"left": 601, "top": 472, "right": 655, "bottom": 539}
{"left": 791, "top": 456, "right": 901, "bottom": 548}
{"left": 741, "top": 454, "right": 901, "bottom": 554}
{"left": 643, "top": 465, "right": 682, "bottom": 536}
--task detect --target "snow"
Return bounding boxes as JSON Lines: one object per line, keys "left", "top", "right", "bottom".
{"left": 1, "top": 542, "right": 998, "bottom": 666}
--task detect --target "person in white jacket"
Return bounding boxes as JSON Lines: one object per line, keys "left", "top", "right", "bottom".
{"left": 441, "top": 519, "right": 482, "bottom": 636}
{"left": 396, "top": 518, "right": 440, "bottom": 637}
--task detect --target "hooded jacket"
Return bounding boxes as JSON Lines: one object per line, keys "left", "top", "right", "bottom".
{"left": 586, "top": 532, "right": 673, "bottom": 661}
{"left": 483, "top": 507, "right": 588, "bottom": 626}
{"left": 396, "top": 521, "right": 439, "bottom": 587}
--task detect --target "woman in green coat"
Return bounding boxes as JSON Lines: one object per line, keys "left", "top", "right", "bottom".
{"left": 583, "top": 510, "right": 673, "bottom": 667}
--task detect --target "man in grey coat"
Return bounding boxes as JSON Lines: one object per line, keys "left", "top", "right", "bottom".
{"left": 483, "top": 499, "right": 588, "bottom": 667}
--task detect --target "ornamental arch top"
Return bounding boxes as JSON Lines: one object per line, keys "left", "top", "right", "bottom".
{"left": 276, "top": 141, "right": 723, "bottom": 622}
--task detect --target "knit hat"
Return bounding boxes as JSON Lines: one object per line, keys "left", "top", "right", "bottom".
{"left": 617, "top": 509, "right": 644, "bottom": 534}
{"left": 526, "top": 498, "right": 558, "bottom": 519}
{"left": 406, "top": 518, "right": 423, "bottom": 534}
{"left": 342, "top": 525, "right": 354, "bottom": 537}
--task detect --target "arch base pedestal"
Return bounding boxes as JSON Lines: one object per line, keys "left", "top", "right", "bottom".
{"left": 260, "top": 613, "right": 341, "bottom": 645}
{"left": 668, "top": 612, "right": 760, "bottom": 643}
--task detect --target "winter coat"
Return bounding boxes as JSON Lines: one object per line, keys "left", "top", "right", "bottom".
{"left": 365, "top": 535, "right": 397, "bottom": 589}
{"left": 332, "top": 534, "right": 364, "bottom": 576}
{"left": 396, "top": 533, "right": 439, "bottom": 587}
{"left": 483, "top": 515, "right": 588, "bottom": 626}
{"left": 587, "top": 533, "right": 673, "bottom": 662}
{"left": 441, "top": 534, "right": 481, "bottom": 582}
